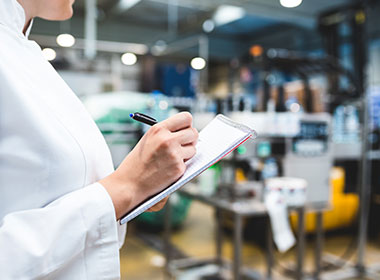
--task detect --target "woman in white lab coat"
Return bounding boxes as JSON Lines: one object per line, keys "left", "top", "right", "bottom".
{"left": 0, "top": 0, "right": 198, "bottom": 279}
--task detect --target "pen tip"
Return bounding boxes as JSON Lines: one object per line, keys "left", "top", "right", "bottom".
{"left": 129, "top": 113, "right": 134, "bottom": 118}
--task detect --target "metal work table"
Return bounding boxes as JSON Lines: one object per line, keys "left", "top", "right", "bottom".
{"left": 163, "top": 183, "right": 308, "bottom": 280}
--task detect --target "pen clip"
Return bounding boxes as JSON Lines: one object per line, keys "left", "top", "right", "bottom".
{"left": 135, "top": 112, "right": 157, "bottom": 122}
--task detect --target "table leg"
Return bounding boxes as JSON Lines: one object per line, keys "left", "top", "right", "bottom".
{"left": 233, "top": 213, "right": 243, "bottom": 280}
{"left": 315, "top": 211, "right": 323, "bottom": 280}
{"left": 215, "top": 208, "right": 223, "bottom": 268}
{"left": 296, "top": 207, "right": 305, "bottom": 280}
{"left": 266, "top": 217, "right": 274, "bottom": 279}
{"left": 164, "top": 199, "right": 172, "bottom": 276}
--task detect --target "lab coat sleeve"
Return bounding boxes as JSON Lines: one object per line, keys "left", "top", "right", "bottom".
{"left": 0, "top": 183, "right": 124, "bottom": 279}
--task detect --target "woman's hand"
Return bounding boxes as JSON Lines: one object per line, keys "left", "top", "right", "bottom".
{"left": 100, "top": 112, "right": 198, "bottom": 220}
{"left": 145, "top": 197, "right": 169, "bottom": 212}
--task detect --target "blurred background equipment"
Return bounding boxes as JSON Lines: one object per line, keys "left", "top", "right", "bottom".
{"left": 28, "top": 0, "right": 380, "bottom": 279}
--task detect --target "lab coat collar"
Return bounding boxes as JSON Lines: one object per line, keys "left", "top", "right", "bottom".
{"left": 0, "top": 0, "right": 33, "bottom": 38}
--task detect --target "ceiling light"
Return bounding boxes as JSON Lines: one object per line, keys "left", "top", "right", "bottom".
{"left": 290, "top": 103, "right": 301, "bottom": 113}
{"left": 159, "top": 100, "right": 169, "bottom": 110}
{"left": 56, "top": 33, "right": 75, "bottom": 47}
{"left": 190, "top": 57, "right": 206, "bottom": 70}
{"left": 202, "top": 20, "right": 215, "bottom": 33}
{"left": 42, "top": 48, "right": 57, "bottom": 61}
{"left": 213, "top": 5, "right": 245, "bottom": 26}
{"left": 121, "top": 52, "right": 137, "bottom": 65}
{"left": 279, "top": 0, "right": 303, "bottom": 8}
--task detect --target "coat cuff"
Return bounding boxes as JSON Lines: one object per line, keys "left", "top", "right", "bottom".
{"left": 79, "top": 183, "right": 125, "bottom": 279}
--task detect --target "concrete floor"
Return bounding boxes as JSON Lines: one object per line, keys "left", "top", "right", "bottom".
{"left": 120, "top": 201, "right": 380, "bottom": 280}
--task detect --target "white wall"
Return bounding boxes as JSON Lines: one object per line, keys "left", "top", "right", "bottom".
{"left": 59, "top": 69, "right": 140, "bottom": 97}
{"left": 57, "top": 54, "right": 141, "bottom": 97}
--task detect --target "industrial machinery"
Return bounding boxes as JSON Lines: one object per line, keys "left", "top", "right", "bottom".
{"left": 283, "top": 113, "right": 332, "bottom": 207}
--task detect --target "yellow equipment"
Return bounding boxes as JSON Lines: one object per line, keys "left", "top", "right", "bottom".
{"left": 290, "top": 167, "right": 359, "bottom": 233}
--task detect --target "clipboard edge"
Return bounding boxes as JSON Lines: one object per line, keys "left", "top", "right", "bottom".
{"left": 119, "top": 114, "right": 257, "bottom": 224}
{"left": 216, "top": 114, "right": 257, "bottom": 140}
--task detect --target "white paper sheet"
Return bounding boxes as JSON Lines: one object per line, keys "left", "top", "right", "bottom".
{"left": 120, "top": 115, "right": 256, "bottom": 224}
{"left": 265, "top": 190, "right": 296, "bottom": 252}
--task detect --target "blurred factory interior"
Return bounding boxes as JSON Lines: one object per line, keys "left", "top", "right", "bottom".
{"left": 30, "top": 0, "right": 380, "bottom": 279}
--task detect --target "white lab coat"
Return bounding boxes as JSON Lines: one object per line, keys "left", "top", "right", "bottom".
{"left": 0, "top": 0, "right": 126, "bottom": 279}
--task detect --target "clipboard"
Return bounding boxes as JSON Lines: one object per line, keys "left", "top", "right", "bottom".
{"left": 119, "top": 114, "right": 257, "bottom": 224}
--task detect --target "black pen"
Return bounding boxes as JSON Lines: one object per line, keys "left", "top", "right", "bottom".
{"left": 129, "top": 112, "right": 158, "bottom": 126}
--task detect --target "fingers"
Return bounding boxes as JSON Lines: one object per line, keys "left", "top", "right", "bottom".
{"left": 174, "top": 127, "right": 198, "bottom": 145}
{"left": 146, "top": 197, "right": 169, "bottom": 212}
{"left": 181, "top": 144, "right": 197, "bottom": 161}
{"left": 161, "top": 112, "right": 192, "bottom": 132}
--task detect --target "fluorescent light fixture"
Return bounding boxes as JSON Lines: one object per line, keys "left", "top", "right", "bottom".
{"left": 97, "top": 41, "right": 148, "bottom": 55}
{"left": 31, "top": 35, "right": 149, "bottom": 55}
{"left": 279, "top": 0, "right": 303, "bottom": 8}
{"left": 56, "top": 33, "right": 75, "bottom": 47}
{"left": 190, "top": 57, "right": 206, "bottom": 70}
{"left": 116, "top": 0, "right": 141, "bottom": 11}
{"left": 151, "top": 40, "right": 167, "bottom": 56}
{"left": 212, "top": 5, "right": 245, "bottom": 26}
{"left": 121, "top": 52, "right": 137, "bottom": 65}
{"left": 42, "top": 48, "right": 56, "bottom": 61}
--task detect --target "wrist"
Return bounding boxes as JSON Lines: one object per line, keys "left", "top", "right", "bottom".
{"left": 99, "top": 172, "right": 136, "bottom": 220}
